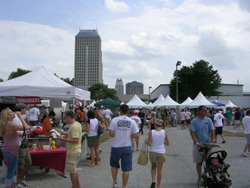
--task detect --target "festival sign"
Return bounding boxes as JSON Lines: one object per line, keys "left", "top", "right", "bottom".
{"left": 16, "top": 97, "right": 41, "bottom": 105}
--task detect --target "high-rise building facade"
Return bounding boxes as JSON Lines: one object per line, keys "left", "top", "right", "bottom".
{"left": 126, "top": 81, "right": 144, "bottom": 95}
{"left": 115, "top": 78, "right": 124, "bottom": 95}
{"left": 74, "top": 29, "right": 103, "bottom": 89}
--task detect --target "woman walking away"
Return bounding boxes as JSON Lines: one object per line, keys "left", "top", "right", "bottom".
{"left": 148, "top": 113, "right": 156, "bottom": 130}
{"left": 85, "top": 110, "right": 104, "bottom": 167}
{"left": 146, "top": 119, "right": 169, "bottom": 188}
{"left": 0, "top": 108, "right": 30, "bottom": 188}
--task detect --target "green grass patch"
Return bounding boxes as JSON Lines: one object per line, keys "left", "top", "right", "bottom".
{"left": 223, "top": 130, "right": 244, "bottom": 137}
{"left": 100, "top": 132, "right": 110, "bottom": 143}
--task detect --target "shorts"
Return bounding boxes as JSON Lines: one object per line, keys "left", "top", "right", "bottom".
{"left": 18, "top": 147, "right": 32, "bottom": 169}
{"left": 110, "top": 146, "right": 132, "bottom": 172}
{"left": 105, "top": 118, "right": 111, "bottom": 126}
{"left": 149, "top": 152, "right": 166, "bottom": 163}
{"left": 87, "top": 135, "right": 100, "bottom": 147}
{"left": 2, "top": 152, "right": 18, "bottom": 187}
{"left": 192, "top": 144, "right": 202, "bottom": 163}
{"left": 245, "top": 134, "right": 250, "bottom": 145}
{"left": 65, "top": 153, "right": 80, "bottom": 173}
{"left": 226, "top": 118, "right": 231, "bottom": 123}
{"left": 181, "top": 120, "right": 185, "bottom": 124}
{"left": 186, "top": 119, "right": 191, "bottom": 124}
{"left": 29, "top": 121, "right": 39, "bottom": 126}
{"left": 215, "top": 127, "right": 223, "bottom": 135}
{"left": 131, "top": 137, "right": 139, "bottom": 142}
{"left": 234, "top": 120, "right": 241, "bottom": 125}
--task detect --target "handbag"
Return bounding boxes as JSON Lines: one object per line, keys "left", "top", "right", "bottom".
{"left": 137, "top": 140, "right": 148, "bottom": 165}
{"left": 97, "top": 124, "right": 104, "bottom": 135}
{"left": 20, "top": 126, "right": 28, "bottom": 149}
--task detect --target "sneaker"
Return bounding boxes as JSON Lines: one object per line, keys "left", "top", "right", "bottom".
{"left": 241, "top": 152, "right": 250, "bottom": 157}
{"left": 222, "top": 140, "right": 226, "bottom": 144}
{"left": 15, "top": 183, "right": 24, "bottom": 188}
{"left": 112, "top": 183, "right": 118, "bottom": 188}
{"left": 21, "top": 180, "right": 29, "bottom": 187}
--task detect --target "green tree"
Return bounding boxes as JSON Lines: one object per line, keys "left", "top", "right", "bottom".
{"left": 8, "top": 68, "right": 31, "bottom": 80}
{"left": 170, "top": 60, "right": 222, "bottom": 102}
{"left": 88, "top": 83, "right": 120, "bottom": 102}
{"left": 0, "top": 78, "right": 3, "bottom": 82}
{"left": 54, "top": 73, "right": 74, "bottom": 86}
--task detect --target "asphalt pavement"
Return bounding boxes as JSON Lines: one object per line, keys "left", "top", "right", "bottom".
{"left": 1, "top": 124, "right": 250, "bottom": 188}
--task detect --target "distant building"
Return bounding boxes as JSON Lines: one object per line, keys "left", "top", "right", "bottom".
{"left": 115, "top": 78, "right": 124, "bottom": 95}
{"left": 74, "top": 29, "right": 103, "bottom": 89}
{"left": 126, "top": 81, "right": 143, "bottom": 95}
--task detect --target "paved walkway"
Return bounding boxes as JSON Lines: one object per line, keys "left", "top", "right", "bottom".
{"left": 1, "top": 125, "right": 249, "bottom": 188}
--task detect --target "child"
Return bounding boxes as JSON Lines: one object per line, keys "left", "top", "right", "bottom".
{"left": 211, "top": 158, "right": 229, "bottom": 183}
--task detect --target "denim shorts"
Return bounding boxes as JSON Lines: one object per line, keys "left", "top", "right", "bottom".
{"left": 110, "top": 146, "right": 132, "bottom": 172}
{"left": 3, "top": 152, "right": 18, "bottom": 187}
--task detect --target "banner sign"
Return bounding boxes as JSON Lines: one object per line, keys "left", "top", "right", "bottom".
{"left": 16, "top": 97, "right": 41, "bottom": 105}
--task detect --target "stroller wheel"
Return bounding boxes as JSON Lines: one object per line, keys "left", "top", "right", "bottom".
{"left": 197, "top": 175, "right": 207, "bottom": 188}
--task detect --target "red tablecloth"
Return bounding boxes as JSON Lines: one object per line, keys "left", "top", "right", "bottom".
{"left": 29, "top": 147, "right": 66, "bottom": 175}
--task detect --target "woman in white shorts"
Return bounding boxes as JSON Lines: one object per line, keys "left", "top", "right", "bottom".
{"left": 146, "top": 119, "right": 169, "bottom": 188}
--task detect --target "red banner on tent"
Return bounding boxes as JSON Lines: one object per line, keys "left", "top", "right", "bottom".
{"left": 16, "top": 97, "right": 41, "bottom": 105}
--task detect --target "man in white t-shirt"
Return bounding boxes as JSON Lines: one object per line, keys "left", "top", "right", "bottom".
{"left": 185, "top": 109, "right": 192, "bottom": 127}
{"left": 213, "top": 109, "right": 226, "bottom": 143}
{"left": 241, "top": 110, "right": 250, "bottom": 157}
{"left": 180, "top": 109, "right": 186, "bottom": 130}
{"left": 104, "top": 107, "right": 113, "bottom": 131}
{"left": 130, "top": 111, "right": 141, "bottom": 152}
{"left": 109, "top": 104, "right": 139, "bottom": 188}
{"left": 28, "top": 105, "right": 41, "bottom": 126}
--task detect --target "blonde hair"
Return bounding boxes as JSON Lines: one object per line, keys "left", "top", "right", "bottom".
{"left": 151, "top": 113, "right": 156, "bottom": 122}
{"left": 155, "top": 119, "right": 163, "bottom": 126}
{"left": 0, "top": 108, "right": 10, "bottom": 137}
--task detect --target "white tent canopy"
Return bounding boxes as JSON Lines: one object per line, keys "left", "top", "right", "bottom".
{"left": 180, "top": 97, "right": 193, "bottom": 108}
{"left": 157, "top": 95, "right": 180, "bottom": 108}
{"left": 152, "top": 94, "right": 165, "bottom": 107}
{"left": 188, "top": 92, "right": 216, "bottom": 108}
{"left": 225, "top": 100, "right": 237, "bottom": 108}
{"left": 126, "top": 95, "right": 148, "bottom": 108}
{"left": 0, "top": 66, "right": 90, "bottom": 101}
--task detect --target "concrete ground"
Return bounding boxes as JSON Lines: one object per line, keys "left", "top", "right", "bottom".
{"left": 1, "top": 124, "right": 250, "bottom": 188}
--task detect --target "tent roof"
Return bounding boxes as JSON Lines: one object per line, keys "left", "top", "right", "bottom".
{"left": 94, "top": 97, "right": 120, "bottom": 108}
{"left": 211, "top": 101, "right": 225, "bottom": 106}
{"left": 157, "top": 95, "right": 180, "bottom": 108}
{"left": 225, "top": 100, "right": 237, "bottom": 108}
{"left": 180, "top": 97, "right": 193, "bottom": 107}
{"left": 0, "top": 66, "right": 90, "bottom": 100}
{"left": 188, "top": 92, "right": 216, "bottom": 108}
{"left": 152, "top": 94, "right": 165, "bottom": 107}
{"left": 126, "top": 95, "right": 148, "bottom": 108}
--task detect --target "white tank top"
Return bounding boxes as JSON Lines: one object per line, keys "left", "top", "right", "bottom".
{"left": 149, "top": 130, "right": 166, "bottom": 154}
{"left": 87, "top": 118, "right": 98, "bottom": 137}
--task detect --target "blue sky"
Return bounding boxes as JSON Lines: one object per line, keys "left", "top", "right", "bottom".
{"left": 0, "top": 0, "right": 250, "bottom": 94}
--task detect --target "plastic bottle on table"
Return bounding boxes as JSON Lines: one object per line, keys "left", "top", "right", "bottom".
{"left": 52, "top": 140, "right": 56, "bottom": 150}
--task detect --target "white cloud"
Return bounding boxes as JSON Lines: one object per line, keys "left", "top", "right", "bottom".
{"left": 0, "top": 21, "right": 75, "bottom": 80}
{"left": 104, "top": 0, "right": 129, "bottom": 13}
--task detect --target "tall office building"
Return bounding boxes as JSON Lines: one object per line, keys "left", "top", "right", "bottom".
{"left": 74, "top": 29, "right": 103, "bottom": 89}
{"left": 126, "top": 81, "right": 144, "bottom": 95}
{"left": 115, "top": 78, "right": 124, "bottom": 95}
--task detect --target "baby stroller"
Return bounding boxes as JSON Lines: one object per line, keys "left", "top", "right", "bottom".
{"left": 198, "top": 145, "right": 232, "bottom": 188}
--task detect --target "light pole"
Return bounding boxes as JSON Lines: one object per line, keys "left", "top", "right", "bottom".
{"left": 149, "top": 86, "right": 152, "bottom": 102}
{"left": 176, "top": 61, "right": 182, "bottom": 103}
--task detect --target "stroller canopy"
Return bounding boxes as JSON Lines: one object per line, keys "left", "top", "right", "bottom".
{"left": 205, "top": 145, "right": 227, "bottom": 164}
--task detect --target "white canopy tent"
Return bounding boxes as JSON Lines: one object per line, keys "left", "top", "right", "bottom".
{"left": 188, "top": 92, "right": 216, "bottom": 108}
{"left": 180, "top": 97, "right": 193, "bottom": 108}
{"left": 152, "top": 94, "right": 165, "bottom": 108}
{"left": 88, "top": 100, "right": 96, "bottom": 108}
{"left": 0, "top": 66, "right": 90, "bottom": 101}
{"left": 157, "top": 95, "right": 180, "bottom": 108}
{"left": 126, "top": 95, "right": 148, "bottom": 108}
{"left": 225, "top": 100, "right": 237, "bottom": 108}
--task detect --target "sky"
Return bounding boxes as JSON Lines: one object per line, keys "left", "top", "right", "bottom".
{"left": 0, "top": 0, "right": 250, "bottom": 94}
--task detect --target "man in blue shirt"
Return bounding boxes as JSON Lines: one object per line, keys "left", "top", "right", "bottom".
{"left": 189, "top": 105, "right": 215, "bottom": 186}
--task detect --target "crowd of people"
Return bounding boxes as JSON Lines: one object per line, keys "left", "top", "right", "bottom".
{"left": 1, "top": 103, "right": 250, "bottom": 188}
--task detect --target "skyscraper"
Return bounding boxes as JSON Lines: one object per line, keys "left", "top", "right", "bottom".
{"left": 115, "top": 78, "right": 124, "bottom": 95}
{"left": 126, "top": 81, "right": 144, "bottom": 95}
{"left": 74, "top": 29, "right": 103, "bottom": 89}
